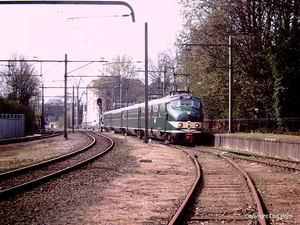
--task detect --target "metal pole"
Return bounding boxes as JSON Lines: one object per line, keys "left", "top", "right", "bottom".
{"left": 126, "top": 86, "right": 128, "bottom": 107}
{"left": 228, "top": 36, "right": 233, "bottom": 133}
{"left": 112, "top": 79, "right": 115, "bottom": 109}
{"left": 41, "top": 83, "right": 45, "bottom": 132}
{"left": 0, "top": 1, "right": 136, "bottom": 22}
{"left": 86, "top": 87, "right": 88, "bottom": 126}
{"left": 72, "top": 86, "right": 75, "bottom": 133}
{"left": 76, "top": 86, "right": 79, "bottom": 128}
{"left": 120, "top": 83, "right": 122, "bottom": 107}
{"left": 64, "top": 54, "right": 68, "bottom": 139}
{"left": 144, "top": 22, "right": 149, "bottom": 143}
{"left": 163, "top": 66, "right": 166, "bottom": 96}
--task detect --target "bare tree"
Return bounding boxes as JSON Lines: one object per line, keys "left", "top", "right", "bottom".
{"left": 149, "top": 48, "right": 179, "bottom": 96}
{"left": 2, "top": 54, "right": 41, "bottom": 107}
{"left": 94, "top": 54, "right": 143, "bottom": 110}
{"left": 104, "top": 54, "right": 138, "bottom": 80}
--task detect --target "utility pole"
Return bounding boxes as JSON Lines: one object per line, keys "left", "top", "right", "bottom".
{"left": 120, "top": 83, "right": 122, "bottom": 108}
{"left": 163, "top": 66, "right": 166, "bottom": 96}
{"left": 76, "top": 85, "right": 79, "bottom": 128}
{"left": 144, "top": 22, "right": 149, "bottom": 143}
{"left": 72, "top": 86, "right": 75, "bottom": 133}
{"left": 64, "top": 54, "right": 68, "bottom": 139}
{"left": 41, "top": 83, "right": 45, "bottom": 132}
{"left": 228, "top": 36, "right": 233, "bottom": 133}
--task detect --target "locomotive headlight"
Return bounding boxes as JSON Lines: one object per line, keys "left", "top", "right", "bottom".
{"left": 187, "top": 111, "right": 191, "bottom": 115}
{"left": 195, "top": 123, "right": 200, "bottom": 128}
{"left": 178, "top": 122, "right": 183, "bottom": 128}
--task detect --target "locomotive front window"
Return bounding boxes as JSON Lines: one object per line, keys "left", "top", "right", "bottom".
{"left": 171, "top": 100, "right": 180, "bottom": 108}
{"left": 180, "top": 99, "right": 192, "bottom": 107}
{"left": 192, "top": 101, "right": 200, "bottom": 108}
{"left": 170, "top": 99, "right": 200, "bottom": 109}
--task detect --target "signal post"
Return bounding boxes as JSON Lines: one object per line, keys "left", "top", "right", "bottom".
{"left": 97, "top": 98, "right": 103, "bottom": 131}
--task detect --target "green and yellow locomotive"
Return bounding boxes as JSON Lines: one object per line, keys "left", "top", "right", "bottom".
{"left": 103, "top": 91, "right": 203, "bottom": 143}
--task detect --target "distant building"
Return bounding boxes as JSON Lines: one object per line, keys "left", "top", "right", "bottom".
{"left": 44, "top": 98, "right": 64, "bottom": 123}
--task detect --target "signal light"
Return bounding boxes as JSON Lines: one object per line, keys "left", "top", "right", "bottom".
{"left": 97, "top": 98, "right": 102, "bottom": 107}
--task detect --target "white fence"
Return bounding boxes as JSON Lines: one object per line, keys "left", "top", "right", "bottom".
{"left": 0, "top": 114, "right": 25, "bottom": 139}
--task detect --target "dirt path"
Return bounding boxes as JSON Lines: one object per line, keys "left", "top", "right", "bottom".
{"left": 88, "top": 133, "right": 196, "bottom": 224}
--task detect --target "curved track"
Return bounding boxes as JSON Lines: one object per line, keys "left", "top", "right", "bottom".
{"left": 206, "top": 146, "right": 300, "bottom": 171}
{"left": 0, "top": 131, "right": 114, "bottom": 200}
{"left": 168, "top": 145, "right": 267, "bottom": 225}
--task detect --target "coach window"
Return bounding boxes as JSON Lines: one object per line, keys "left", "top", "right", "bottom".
{"left": 112, "top": 113, "right": 121, "bottom": 120}
{"left": 153, "top": 105, "right": 158, "bottom": 117}
{"left": 141, "top": 107, "right": 145, "bottom": 118}
{"left": 123, "top": 111, "right": 128, "bottom": 119}
{"left": 128, "top": 109, "right": 138, "bottom": 119}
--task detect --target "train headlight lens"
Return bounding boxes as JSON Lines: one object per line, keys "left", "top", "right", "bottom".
{"left": 187, "top": 111, "right": 191, "bottom": 115}
{"left": 195, "top": 123, "right": 200, "bottom": 128}
{"left": 178, "top": 122, "right": 183, "bottom": 128}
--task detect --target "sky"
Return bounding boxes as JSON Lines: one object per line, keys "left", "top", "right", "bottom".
{"left": 0, "top": 0, "right": 183, "bottom": 99}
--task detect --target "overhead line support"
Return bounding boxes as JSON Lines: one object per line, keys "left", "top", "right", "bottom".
{"left": 183, "top": 36, "right": 234, "bottom": 133}
{"left": 0, "top": 1, "right": 135, "bottom": 22}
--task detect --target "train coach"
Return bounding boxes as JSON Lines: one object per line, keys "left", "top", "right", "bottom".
{"left": 103, "top": 91, "right": 203, "bottom": 143}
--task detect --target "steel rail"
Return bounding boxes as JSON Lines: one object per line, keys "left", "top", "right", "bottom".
{"left": 225, "top": 154, "right": 300, "bottom": 172}
{"left": 193, "top": 146, "right": 267, "bottom": 225}
{"left": 210, "top": 146, "right": 300, "bottom": 164}
{"left": 0, "top": 131, "right": 114, "bottom": 199}
{"left": 167, "top": 146, "right": 201, "bottom": 225}
{"left": 203, "top": 146, "right": 300, "bottom": 172}
{"left": 216, "top": 153, "right": 267, "bottom": 225}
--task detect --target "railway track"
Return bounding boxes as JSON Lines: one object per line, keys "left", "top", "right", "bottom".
{"left": 208, "top": 146, "right": 299, "bottom": 225}
{"left": 168, "top": 144, "right": 299, "bottom": 225}
{"left": 205, "top": 146, "right": 300, "bottom": 171}
{"left": 0, "top": 131, "right": 114, "bottom": 200}
{"left": 168, "top": 145, "right": 267, "bottom": 225}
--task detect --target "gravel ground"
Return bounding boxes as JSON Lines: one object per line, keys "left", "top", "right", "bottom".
{"left": 238, "top": 161, "right": 300, "bottom": 225}
{"left": 0, "top": 131, "right": 196, "bottom": 224}
{"left": 0, "top": 132, "right": 93, "bottom": 173}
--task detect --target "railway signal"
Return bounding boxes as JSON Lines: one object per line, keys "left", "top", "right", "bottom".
{"left": 97, "top": 98, "right": 102, "bottom": 108}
